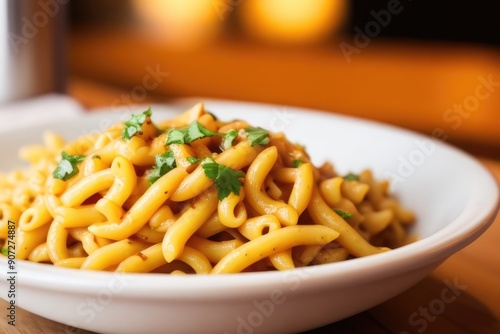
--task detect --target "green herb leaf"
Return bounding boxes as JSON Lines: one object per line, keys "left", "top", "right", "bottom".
{"left": 53, "top": 151, "right": 86, "bottom": 181}
{"left": 148, "top": 150, "right": 177, "bottom": 185}
{"left": 187, "top": 121, "right": 218, "bottom": 142}
{"left": 245, "top": 127, "right": 270, "bottom": 146}
{"left": 202, "top": 157, "right": 245, "bottom": 200}
{"left": 221, "top": 129, "right": 238, "bottom": 150}
{"left": 121, "top": 107, "right": 153, "bottom": 141}
{"left": 334, "top": 209, "right": 353, "bottom": 219}
{"left": 166, "top": 129, "right": 186, "bottom": 145}
{"left": 343, "top": 173, "right": 359, "bottom": 181}
{"left": 292, "top": 159, "right": 303, "bottom": 168}
{"left": 187, "top": 156, "right": 200, "bottom": 164}
{"left": 1, "top": 248, "right": 8, "bottom": 256}
{"left": 166, "top": 121, "right": 218, "bottom": 145}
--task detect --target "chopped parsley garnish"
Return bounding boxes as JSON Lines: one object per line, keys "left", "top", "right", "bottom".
{"left": 1, "top": 248, "right": 8, "bottom": 256}
{"left": 292, "top": 159, "right": 303, "bottom": 168}
{"left": 221, "top": 129, "right": 238, "bottom": 150}
{"left": 53, "top": 151, "right": 86, "bottom": 181}
{"left": 166, "top": 129, "right": 185, "bottom": 145}
{"left": 334, "top": 209, "right": 353, "bottom": 219}
{"left": 122, "top": 107, "right": 153, "bottom": 141}
{"left": 148, "top": 150, "right": 177, "bottom": 185}
{"left": 166, "top": 121, "right": 218, "bottom": 145}
{"left": 343, "top": 173, "right": 359, "bottom": 181}
{"left": 245, "top": 127, "right": 270, "bottom": 146}
{"left": 187, "top": 156, "right": 200, "bottom": 164}
{"left": 202, "top": 157, "right": 245, "bottom": 200}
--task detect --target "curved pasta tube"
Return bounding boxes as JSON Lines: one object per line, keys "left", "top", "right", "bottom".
{"left": 264, "top": 177, "right": 282, "bottom": 200}
{"left": 298, "top": 245, "right": 323, "bottom": 266}
{"left": 212, "top": 225, "right": 339, "bottom": 274}
{"left": 148, "top": 205, "right": 176, "bottom": 230}
{"left": 196, "top": 212, "right": 226, "bottom": 238}
{"left": 268, "top": 250, "right": 295, "bottom": 271}
{"left": 117, "top": 243, "right": 213, "bottom": 274}
{"left": 237, "top": 215, "right": 294, "bottom": 271}
{"left": 70, "top": 228, "right": 101, "bottom": 255}
{"left": 46, "top": 221, "right": 70, "bottom": 262}
{"left": 378, "top": 198, "right": 416, "bottom": 224}
{"left": 134, "top": 225, "right": 167, "bottom": 244}
{"left": 61, "top": 169, "right": 115, "bottom": 207}
{"left": 273, "top": 163, "right": 314, "bottom": 215}
{"left": 187, "top": 235, "right": 244, "bottom": 264}
{"left": 28, "top": 243, "right": 50, "bottom": 263}
{"left": 82, "top": 155, "right": 108, "bottom": 176}
{"left": 92, "top": 136, "right": 158, "bottom": 167}
{"left": 218, "top": 192, "right": 247, "bottom": 228}
{"left": 0, "top": 204, "right": 21, "bottom": 239}
{"left": 81, "top": 239, "right": 149, "bottom": 270}
{"left": 47, "top": 177, "right": 67, "bottom": 196}
{"left": 54, "top": 204, "right": 106, "bottom": 228}
{"left": 307, "top": 185, "right": 389, "bottom": 257}
{"left": 88, "top": 167, "right": 188, "bottom": 240}
{"left": 95, "top": 156, "right": 137, "bottom": 222}
{"left": 116, "top": 243, "right": 166, "bottom": 273}
{"left": 314, "top": 247, "right": 350, "bottom": 264}
{"left": 237, "top": 215, "right": 281, "bottom": 240}
{"left": 169, "top": 144, "right": 198, "bottom": 170}
{"left": 332, "top": 198, "right": 364, "bottom": 226}
{"left": 68, "top": 242, "right": 88, "bottom": 258}
{"left": 244, "top": 146, "right": 298, "bottom": 226}
{"left": 319, "top": 177, "right": 343, "bottom": 206}
{"left": 217, "top": 120, "right": 250, "bottom": 133}
{"left": 162, "top": 187, "right": 218, "bottom": 262}
{"left": 158, "top": 102, "right": 205, "bottom": 128}
{"left": 55, "top": 257, "right": 87, "bottom": 268}
{"left": 124, "top": 176, "right": 150, "bottom": 208}
{"left": 361, "top": 209, "right": 394, "bottom": 236}
{"left": 43, "top": 194, "right": 62, "bottom": 218}
{"left": 176, "top": 246, "right": 212, "bottom": 274}
{"left": 12, "top": 185, "right": 36, "bottom": 211}
{"left": 170, "top": 141, "right": 260, "bottom": 202}
{"left": 341, "top": 180, "right": 370, "bottom": 204}
{"left": 19, "top": 198, "right": 54, "bottom": 232}
{"left": 17, "top": 223, "right": 51, "bottom": 260}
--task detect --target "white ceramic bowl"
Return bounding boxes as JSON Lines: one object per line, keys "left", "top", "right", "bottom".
{"left": 0, "top": 100, "right": 498, "bottom": 334}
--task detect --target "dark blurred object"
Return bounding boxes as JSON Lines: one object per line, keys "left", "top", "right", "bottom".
{"left": 0, "top": 0, "right": 66, "bottom": 104}
{"left": 347, "top": 0, "right": 500, "bottom": 46}
{"left": 69, "top": 0, "right": 132, "bottom": 27}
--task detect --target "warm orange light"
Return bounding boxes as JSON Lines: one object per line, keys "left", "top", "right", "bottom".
{"left": 239, "top": 0, "right": 348, "bottom": 45}
{"left": 132, "top": 0, "right": 222, "bottom": 47}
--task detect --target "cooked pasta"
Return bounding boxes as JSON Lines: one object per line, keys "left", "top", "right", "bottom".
{"left": 0, "top": 103, "right": 416, "bottom": 274}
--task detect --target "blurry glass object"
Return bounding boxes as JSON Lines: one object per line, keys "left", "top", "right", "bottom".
{"left": 132, "top": 0, "right": 223, "bottom": 48}
{"left": 238, "top": 0, "right": 348, "bottom": 45}
{"left": 0, "top": 0, "right": 66, "bottom": 104}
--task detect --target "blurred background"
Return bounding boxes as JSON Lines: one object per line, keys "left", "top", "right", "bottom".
{"left": 5, "top": 0, "right": 500, "bottom": 158}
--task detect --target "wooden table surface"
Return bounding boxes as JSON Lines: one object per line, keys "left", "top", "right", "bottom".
{"left": 1, "top": 83, "right": 499, "bottom": 334}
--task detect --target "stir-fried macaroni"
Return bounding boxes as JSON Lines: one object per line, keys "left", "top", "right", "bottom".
{"left": 0, "top": 103, "right": 415, "bottom": 274}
